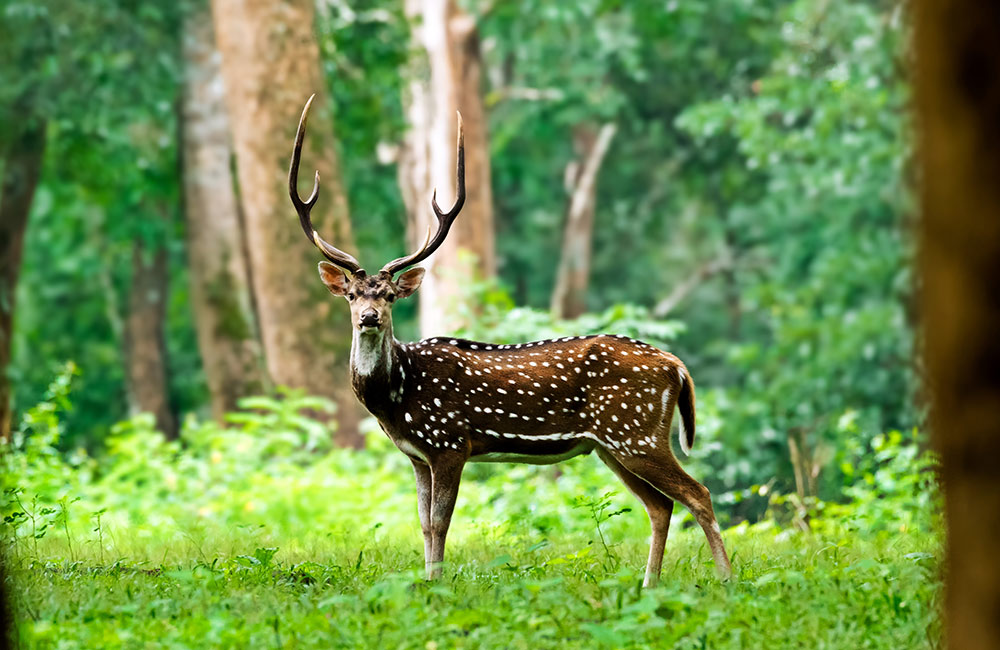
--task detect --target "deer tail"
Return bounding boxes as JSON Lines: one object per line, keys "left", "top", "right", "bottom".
{"left": 676, "top": 367, "right": 696, "bottom": 456}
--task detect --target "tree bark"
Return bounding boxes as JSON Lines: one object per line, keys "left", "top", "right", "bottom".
{"left": 551, "top": 122, "right": 617, "bottom": 319}
{"left": 210, "top": 0, "right": 362, "bottom": 447}
{"left": 0, "top": 121, "right": 45, "bottom": 441}
{"left": 181, "top": 8, "right": 266, "bottom": 420}
{"left": 399, "top": 0, "right": 495, "bottom": 337}
{"left": 916, "top": 3, "right": 1000, "bottom": 649}
{"left": 125, "top": 226, "right": 177, "bottom": 439}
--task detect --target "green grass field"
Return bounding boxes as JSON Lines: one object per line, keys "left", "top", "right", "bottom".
{"left": 7, "top": 518, "right": 940, "bottom": 648}
{"left": 3, "top": 404, "right": 942, "bottom": 648}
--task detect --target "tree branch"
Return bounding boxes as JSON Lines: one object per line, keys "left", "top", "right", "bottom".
{"left": 652, "top": 256, "right": 732, "bottom": 318}
{"left": 565, "top": 122, "right": 617, "bottom": 232}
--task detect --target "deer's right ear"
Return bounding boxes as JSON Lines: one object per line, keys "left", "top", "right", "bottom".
{"left": 318, "top": 262, "right": 351, "bottom": 296}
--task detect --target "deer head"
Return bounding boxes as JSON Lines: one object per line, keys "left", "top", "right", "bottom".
{"left": 289, "top": 95, "right": 465, "bottom": 337}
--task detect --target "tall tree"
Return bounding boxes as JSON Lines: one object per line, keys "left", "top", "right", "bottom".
{"left": 917, "top": 3, "right": 1000, "bottom": 649}
{"left": 399, "top": 0, "right": 495, "bottom": 336}
{"left": 0, "top": 119, "right": 45, "bottom": 440}
{"left": 550, "top": 122, "right": 616, "bottom": 319}
{"left": 124, "top": 217, "right": 176, "bottom": 440}
{"left": 210, "top": 0, "right": 362, "bottom": 446}
{"left": 181, "top": 7, "right": 265, "bottom": 420}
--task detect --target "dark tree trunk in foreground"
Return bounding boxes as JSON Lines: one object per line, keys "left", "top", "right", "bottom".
{"left": 0, "top": 120, "right": 45, "bottom": 441}
{"left": 551, "top": 122, "right": 616, "bottom": 319}
{"left": 125, "top": 229, "right": 177, "bottom": 439}
{"left": 400, "top": 0, "right": 495, "bottom": 336}
{"left": 916, "top": 3, "right": 1000, "bottom": 649}
{"left": 181, "top": 8, "right": 265, "bottom": 420}
{"left": 211, "top": 0, "right": 363, "bottom": 447}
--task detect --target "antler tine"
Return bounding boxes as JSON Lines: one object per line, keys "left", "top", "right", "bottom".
{"left": 382, "top": 112, "right": 465, "bottom": 276}
{"left": 289, "top": 94, "right": 362, "bottom": 274}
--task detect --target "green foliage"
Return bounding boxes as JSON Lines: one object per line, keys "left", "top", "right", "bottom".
{"left": 3, "top": 387, "right": 940, "bottom": 648}
{"left": 669, "top": 0, "right": 915, "bottom": 508}
{"left": 5, "top": 0, "right": 916, "bottom": 506}
{"left": 573, "top": 491, "right": 633, "bottom": 572}
{"left": 3, "top": 364, "right": 93, "bottom": 503}
{"left": 5, "top": 0, "right": 198, "bottom": 446}
{"left": 482, "top": 0, "right": 777, "bottom": 309}
{"left": 821, "top": 430, "right": 939, "bottom": 535}
{"left": 456, "top": 291, "right": 685, "bottom": 351}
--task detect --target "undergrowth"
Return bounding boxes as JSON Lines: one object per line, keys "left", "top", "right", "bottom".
{"left": 1, "top": 371, "right": 942, "bottom": 648}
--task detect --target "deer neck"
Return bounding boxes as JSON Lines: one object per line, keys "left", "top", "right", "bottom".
{"left": 350, "top": 322, "right": 404, "bottom": 418}
{"left": 351, "top": 321, "right": 395, "bottom": 377}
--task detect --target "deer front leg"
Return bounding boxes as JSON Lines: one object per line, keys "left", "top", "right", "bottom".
{"left": 411, "top": 459, "right": 433, "bottom": 565}
{"left": 427, "top": 457, "right": 465, "bottom": 580}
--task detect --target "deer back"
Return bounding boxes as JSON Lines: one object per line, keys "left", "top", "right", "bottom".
{"left": 380, "top": 334, "right": 690, "bottom": 461}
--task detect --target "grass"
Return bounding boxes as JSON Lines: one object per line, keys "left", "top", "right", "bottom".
{"left": 3, "top": 398, "right": 943, "bottom": 648}
{"left": 6, "top": 521, "right": 940, "bottom": 649}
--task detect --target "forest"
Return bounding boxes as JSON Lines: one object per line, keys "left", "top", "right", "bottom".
{"left": 0, "top": 0, "right": 956, "bottom": 648}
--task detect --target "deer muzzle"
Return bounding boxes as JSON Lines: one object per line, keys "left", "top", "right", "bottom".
{"left": 359, "top": 309, "right": 380, "bottom": 329}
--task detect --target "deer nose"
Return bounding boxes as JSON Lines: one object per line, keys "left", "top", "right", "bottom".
{"left": 359, "top": 310, "right": 380, "bottom": 328}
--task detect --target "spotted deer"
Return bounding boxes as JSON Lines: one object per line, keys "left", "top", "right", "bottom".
{"left": 289, "top": 96, "right": 732, "bottom": 586}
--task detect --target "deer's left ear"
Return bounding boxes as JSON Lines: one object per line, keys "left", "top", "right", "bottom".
{"left": 395, "top": 267, "right": 425, "bottom": 299}
{"left": 318, "top": 262, "right": 352, "bottom": 296}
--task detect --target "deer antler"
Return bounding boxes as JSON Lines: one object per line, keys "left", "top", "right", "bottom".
{"left": 289, "top": 94, "right": 363, "bottom": 275}
{"left": 381, "top": 112, "right": 465, "bottom": 276}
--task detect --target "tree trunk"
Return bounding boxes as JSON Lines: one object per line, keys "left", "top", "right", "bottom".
{"left": 125, "top": 226, "right": 177, "bottom": 439}
{"left": 181, "top": 8, "right": 266, "bottom": 421}
{"left": 551, "top": 122, "right": 617, "bottom": 319}
{"left": 0, "top": 120, "right": 45, "bottom": 441}
{"left": 916, "top": 3, "right": 1000, "bottom": 649}
{"left": 399, "top": 0, "right": 495, "bottom": 337}
{"left": 210, "top": 0, "right": 362, "bottom": 447}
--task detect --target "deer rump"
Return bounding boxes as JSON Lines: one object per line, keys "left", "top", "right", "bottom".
{"left": 394, "top": 334, "right": 693, "bottom": 464}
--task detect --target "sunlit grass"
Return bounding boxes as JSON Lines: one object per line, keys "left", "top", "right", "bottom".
{"left": 3, "top": 394, "right": 942, "bottom": 648}
{"left": 7, "top": 519, "right": 940, "bottom": 649}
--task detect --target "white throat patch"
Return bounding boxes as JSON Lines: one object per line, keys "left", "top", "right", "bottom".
{"left": 352, "top": 329, "right": 389, "bottom": 376}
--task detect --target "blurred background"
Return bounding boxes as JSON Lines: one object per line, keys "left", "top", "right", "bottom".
{"left": 1, "top": 0, "right": 915, "bottom": 530}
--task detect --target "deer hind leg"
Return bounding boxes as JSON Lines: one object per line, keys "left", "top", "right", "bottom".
{"left": 597, "top": 448, "right": 674, "bottom": 587}
{"left": 410, "top": 459, "right": 433, "bottom": 567}
{"left": 607, "top": 447, "right": 732, "bottom": 579}
{"left": 427, "top": 456, "right": 465, "bottom": 580}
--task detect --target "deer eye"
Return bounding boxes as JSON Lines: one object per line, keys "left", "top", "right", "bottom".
{"left": 386, "top": 294, "right": 395, "bottom": 303}
{"left": 347, "top": 293, "right": 356, "bottom": 301}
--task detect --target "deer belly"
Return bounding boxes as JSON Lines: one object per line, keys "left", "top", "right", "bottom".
{"left": 469, "top": 439, "right": 595, "bottom": 465}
